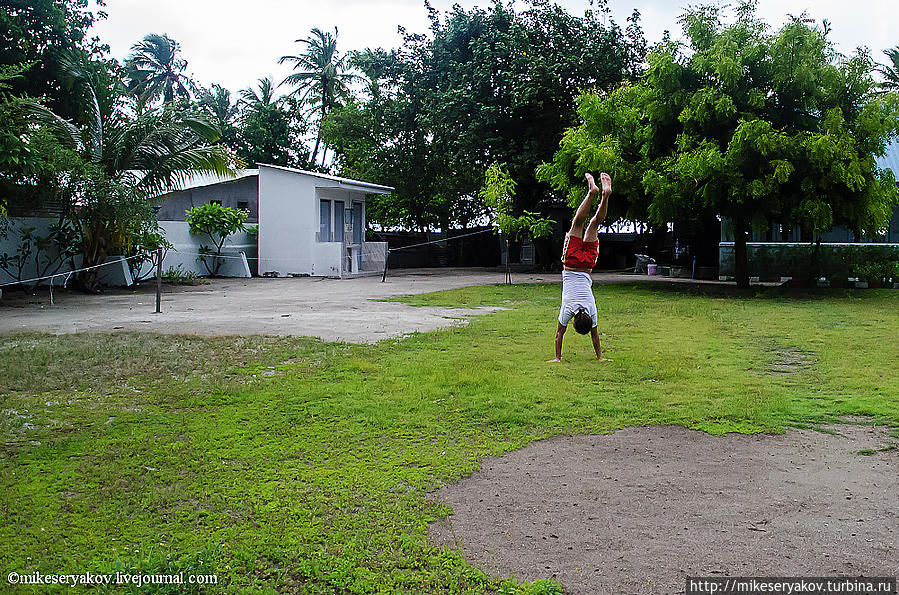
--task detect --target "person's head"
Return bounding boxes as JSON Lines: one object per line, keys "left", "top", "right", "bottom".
{"left": 573, "top": 308, "right": 592, "bottom": 335}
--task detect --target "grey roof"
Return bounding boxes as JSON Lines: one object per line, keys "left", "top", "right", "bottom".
{"left": 875, "top": 140, "right": 899, "bottom": 175}
{"left": 258, "top": 163, "right": 394, "bottom": 194}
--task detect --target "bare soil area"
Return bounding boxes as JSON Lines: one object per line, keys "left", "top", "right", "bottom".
{"left": 0, "top": 269, "right": 548, "bottom": 341}
{"left": 429, "top": 424, "right": 898, "bottom": 594}
{"left": 0, "top": 268, "right": 724, "bottom": 341}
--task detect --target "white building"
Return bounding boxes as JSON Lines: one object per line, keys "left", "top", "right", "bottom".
{"left": 157, "top": 164, "right": 393, "bottom": 279}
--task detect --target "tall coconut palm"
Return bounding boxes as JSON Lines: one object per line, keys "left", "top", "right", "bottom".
{"left": 879, "top": 46, "right": 899, "bottom": 92}
{"left": 197, "top": 83, "right": 239, "bottom": 128}
{"left": 60, "top": 53, "right": 236, "bottom": 290}
{"left": 239, "top": 76, "right": 280, "bottom": 107}
{"left": 124, "top": 33, "right": 196, "bottom": 109}
{"left": 279, "top": 27, "right": 354, "bottom": 165}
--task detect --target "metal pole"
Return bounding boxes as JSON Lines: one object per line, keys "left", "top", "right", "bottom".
{"left": 381, "top": 247, "right": 390, "bottom": 282}
{"left": 155, "top": 246, "right": 162, "bottom": 313}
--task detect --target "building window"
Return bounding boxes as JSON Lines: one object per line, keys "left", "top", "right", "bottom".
{"left": 210, "top": 200, "right": 222, "bottom": 206}
{"left": 334, "top": 201, "right": 345, "bottom": 242}
{"left": 319, "top": 200, "right": 332, "bottom": 242}
{"left": 237, "top": 201, "right": 249, "bottom": 211}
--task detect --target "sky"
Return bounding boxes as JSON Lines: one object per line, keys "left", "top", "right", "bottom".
{"left": 89, "top": 0, "right": 895, "bottom": 96}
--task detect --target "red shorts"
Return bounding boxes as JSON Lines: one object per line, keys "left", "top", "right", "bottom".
{"left": 562, "top": 234, "right": 598, "bottom": 270}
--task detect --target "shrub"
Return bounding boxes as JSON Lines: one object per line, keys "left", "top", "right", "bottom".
{"left": 161, "top": 264, "right": 204, "bottom": 285}
{"left": 186, "top": 204, "right": 249, "bottom": 276}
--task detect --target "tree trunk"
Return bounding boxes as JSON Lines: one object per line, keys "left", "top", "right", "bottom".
{"left": 809, "top": 235, "right": 822, "bottom": 282}
{"left": 76, "top": 222, "right": 107, "bottom": 293}
{"left": 734, "top": 218, "right": 750, "bottom": 288}
{"left": 505, "top": 237, "right": 511, "bottom": 284}
{"left": 310, "top": 134, "right": 321, "bottom": 166}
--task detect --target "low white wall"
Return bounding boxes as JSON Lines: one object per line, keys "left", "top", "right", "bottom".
{"left": 0, "top": 217, "right": 62, "bottom": 287}
{"left": 158, "top": 220, "right": 253, "bottom": 278}
{"left": 1, "top": 217, "right": 135, "bottom": 288}
{"left": 258, "top": 241, "right": 341, "bottom": 277}
{"left": 360, "top": 242, "right": 388, "bottom": 273}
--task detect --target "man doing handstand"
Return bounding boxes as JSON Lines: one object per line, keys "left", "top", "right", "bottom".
{"left": 548, "top": 172, "right": 612, "bottom": 363}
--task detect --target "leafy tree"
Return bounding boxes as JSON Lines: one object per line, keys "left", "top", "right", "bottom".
{"left": 538, "top": 2, "right": 899, "bottom": 287}
{"left": 49, "top": 53, "right": 237, "bottom": 290}
{"left": 322, "top": 89, "right": 458, "bottom": 231}
{"left": 237, "top": 77, "right": 308, "bottom": 167}
{"left": 879, "top": 46, "right": 899, "bottom": 92}
{"left": 481, "top": 162, "right": 554, "bottom": 282}
{"left": 0, "top": 62, "right": 84, "bottom": 216}
{"left": 323, "top": 0, "right": 638, "bottom": 237}
{"left": 186, "top": 203, "right": 249, "bottom": 276}
{"left": 279, "top": 27, "right": 355, "bottom": 166}
{"left": 0, "top": 0, "right": 107, "bottom": 119}
{"left": 196, "top": 83, "right": 240, "bottom": 153}
{"left": 197, "top": 83, "right": 238, "bottom": 129}
{"left": 123, "top": 33, "right": 195, "bottom": 110}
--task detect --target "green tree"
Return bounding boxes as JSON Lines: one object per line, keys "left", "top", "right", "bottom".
{"left": 0, "top": 0, "right": 106, "bottom": 119}
{"left": 237, "top": 77, "right": 308, "bottom": 167}
{"left": 879, "top": 46, "right": 899, "bottom": 92}
{"left": 196, "top": 83, "right": 240, "bottom": 153}
{"left": 186, "top": 203, "right": 249, "bottom": 276}
{"left": 279, "top": 27, "right": 354, "bottom": 166}
{"left": 538, "top": 2, "right": 899, "bottom": 288}
{"left": 322, "top": 84, "right": 457, "bottom": 231}
{"left": 0, "top": 62, "right": 83, "bottom": 216}
{"left": 54, "top": 53, "right": 236, "bottom": 290}
{"left": 481, "top": 163, "right": 554, "bottom": 282}
{"left": 123, "top": 33, "right": 195, "bottom": 110}
{"left": 323, "top": 0, "right": 638, "bottom": 238}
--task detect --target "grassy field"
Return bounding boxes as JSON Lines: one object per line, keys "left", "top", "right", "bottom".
{"left": 2, "top": 282, "right": 898, "bottom": 593}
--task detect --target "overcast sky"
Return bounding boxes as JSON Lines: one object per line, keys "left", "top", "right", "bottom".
{"left": 89, "top": 0, "right": 895, "bottom": 96}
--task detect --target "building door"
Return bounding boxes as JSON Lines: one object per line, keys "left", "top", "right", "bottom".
{"left": 353, "top": 202, "right": 364, "bottom": 269}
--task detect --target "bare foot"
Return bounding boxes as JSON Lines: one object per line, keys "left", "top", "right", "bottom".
{"left": 585, "top": 173, "right": 600, "bottom": 196}
{"left": 597, "top": 357, "right": 612, "bottom": 362}
{"left": 547, "top": 358, "right": 561, "bottom": 363}
{"left": 600, "top": 172, "right": 612, "bottom": 197}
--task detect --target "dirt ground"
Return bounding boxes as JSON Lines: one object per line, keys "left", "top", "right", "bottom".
{"left": 0, "top": 268, "right": 721, "bottom": 341}
{"left": 429, "top": 424, "right": 899, "bottom": 594}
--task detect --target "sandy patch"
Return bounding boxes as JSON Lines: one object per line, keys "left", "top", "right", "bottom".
{"left": 429, "top": 424, "right": 898, "bottom": 593}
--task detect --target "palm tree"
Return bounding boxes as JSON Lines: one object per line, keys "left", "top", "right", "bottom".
{"left": 124, "top": 33, "right": 196, "bottom": 109}
{"left": 59, "top": 53, "right": 236, "bottom": 290}
{"left": 239, "top": 76, "right": 280, "bottom": 107}
{"left": 878, "top": 46, "right": 899, "bottom": 92}
{"left": 197, "top": 83, "right": 239, "bottom": 128}
{"left": 279, "top": 27, "right": 355, "bottom": 166}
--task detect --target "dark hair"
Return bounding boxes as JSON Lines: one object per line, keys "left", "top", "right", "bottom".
{"left": 573, "top": 308, "right": 592, "bottom": 335}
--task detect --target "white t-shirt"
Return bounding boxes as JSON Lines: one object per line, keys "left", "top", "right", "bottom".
{"left": 559, "top": 270, "right": 598, "bottom": 328}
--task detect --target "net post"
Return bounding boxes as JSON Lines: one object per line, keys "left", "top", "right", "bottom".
{"left": 155, "top": 247, "right": 162, "bottom": 313}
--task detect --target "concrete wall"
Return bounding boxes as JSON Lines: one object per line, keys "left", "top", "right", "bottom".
{"left": 158, "top": 220, "right": 252, "bottom": 278}
{"left": 257, "top": 165, "right": 371, "bottom": 277}
{"left": 258, "top": 165, "right": 321, "bottom": 276}
{"left": 157, "top": 176, "right": 259, "bottom": 223}
{"left": 1, "top": 217, "right": 61, "bottom": 287}
{"left": 0, "top": 217, "right": 134, "bottom": 288}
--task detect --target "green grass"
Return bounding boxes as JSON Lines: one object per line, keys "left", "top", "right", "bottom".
{"left": 2, "top": 282, "right": 898, "bottom": 593}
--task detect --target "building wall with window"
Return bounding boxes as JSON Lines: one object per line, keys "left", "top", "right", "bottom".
{"left": 156, "top": 173, "right": 259, "bottom": 223}
{"left": 256, "top": 164, "right": 391, "bottom": 278}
